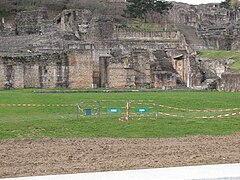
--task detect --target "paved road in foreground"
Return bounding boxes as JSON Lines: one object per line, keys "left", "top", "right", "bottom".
{"left": 4, "top": 163, "right": 240, "bottom": 180}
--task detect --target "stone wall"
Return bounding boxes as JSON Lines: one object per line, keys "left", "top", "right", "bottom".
{"left": 0, "top": 53, "right": 68, "bottom": 89}
{"left": 0, "top": 50, "right": 94, "bottom": 89}
{"left": 2, "top": 7, "right": 239, "bottom": 91}
{"left": 68, "top": 51, "right": 93, "bottom": 88}
{"left": 0, "top": 9, "right": 186, "bottom": 90}
{"left": 106, "top": 49, "right": 177, "bottom": 88}
{"left": 115, "top": 28, "right": 180, "bottom": 42}
{"left": 87, "top": 16, "right": 115, "bottom": 41}
{"left": 218, "top": 73, "right": 240, "bottom": 92}
{"left": 196, "top": 58, "right": 234, "bottom": 79}
{"left": 15, "top": 9, "right": 49, "bottom": 35}
{"left": 169, "top": 3, "right": 231, "bottom": 27}
{"left": 152, "top": 50, "right": 177, "bottom": 88}
{"left": 107, "top": 49, "right": 153, "bottom": 88}
{"left": 167, "top": 2, "right": 240, "bottom": 51}
{"left": 54, "top": 9, "right": 92, "bottom": 40}
{"left": 0, "top": 31, "right": 90, "bottom": 54}
{"left": 186, "top": 58, "right": 237, "bottom": 89}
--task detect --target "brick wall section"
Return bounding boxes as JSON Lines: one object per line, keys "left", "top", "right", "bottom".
{"left": 108, "top": 64, "right": 130, "bottom": 88}
{"left": 68, "top": 52, "right": 93, "bottom": 88}
{"left": 23, "top": 65, "right": 38, "bottom": 88}
{"left": 0, "top": 53, "right": 72, "bottom": 89}
{"left": 153, "top": 72, "right": 176, "bottom": 88}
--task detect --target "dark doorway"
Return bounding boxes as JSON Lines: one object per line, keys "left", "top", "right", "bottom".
{"left": 99, "top": 57, "right": 109, "bottom": 88}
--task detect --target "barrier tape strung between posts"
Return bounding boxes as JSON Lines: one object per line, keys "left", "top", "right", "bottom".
{"left": 132, "top": 102, "right": 240, "bottom": 112}
{"left": 1, "top": 101, "right": 239, "bottom": 112}
{"left": 0, "top": 104, "right": 76, "bottom": 107}
{"left": 2, "top": 102, "right": 240, "bottom": 119}
{"left": 158, "top": 111, "right": 240, "bottom": 119}
{"left": 155, "top": 104, "right": 240, "bottom": 112}
{"left": 101, "top": 100, "right": 127, "bottom": 102}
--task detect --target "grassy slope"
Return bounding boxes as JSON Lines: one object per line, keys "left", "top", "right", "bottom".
{"left": 198, "top": 50, "right": 240, "bottom": 72}
{"left": 0, "top": 89, "right": 240, "bottom": 139}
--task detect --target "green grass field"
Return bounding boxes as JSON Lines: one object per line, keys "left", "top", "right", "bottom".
{"left": 0, "top": 89, "right": 240, "bottom": 139}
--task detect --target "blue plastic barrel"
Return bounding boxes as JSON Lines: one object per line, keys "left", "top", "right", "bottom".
{"left": 85, "top": 108, "right": 92, "bottom": 116}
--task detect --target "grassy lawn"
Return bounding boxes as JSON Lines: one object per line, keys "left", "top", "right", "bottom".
{"left": 0, "top": 89, "right": 240, "bottom": 139}
{"left": 197, "top": 50, "right": 240, "bottom": 72}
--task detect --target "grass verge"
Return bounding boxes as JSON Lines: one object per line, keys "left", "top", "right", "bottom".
{"left": 0, "top": 89, "right": 240, "bottom": 139}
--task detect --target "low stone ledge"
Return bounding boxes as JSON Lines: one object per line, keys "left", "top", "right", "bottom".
{"left": 32, "top": 89, "right": 206, "bottom": 93}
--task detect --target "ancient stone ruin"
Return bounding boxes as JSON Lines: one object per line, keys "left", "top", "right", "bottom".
{"left": 0, "top": 2, "right": 239, "bottom": 91}
{"left": 167, "top": 2, "right": 240, "bottom": 91}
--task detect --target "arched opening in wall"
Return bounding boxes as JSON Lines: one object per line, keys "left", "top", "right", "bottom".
{"left": 56, "top": 62, "right": 63, "bottom": 88}
{"left": 6, "top": 65, "right": 13, "bottom": 82}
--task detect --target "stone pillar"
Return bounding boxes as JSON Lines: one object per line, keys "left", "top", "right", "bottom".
{"left": 0, "top": 61, "right": 5, "bottom": 89}
{"left": 48, "top": 63, "right": 56, "bottom": 88}
{"left": 0, "top": 16, "right": 4, "bottom": 30}
{"left": 14, "top": 65, "right": 24, "bottom": 88}
{"left": 99, "top": 56, "right": 108, "bottom": 88}
{"left": 186, "top": 72, "right": 192, "bottom": 88}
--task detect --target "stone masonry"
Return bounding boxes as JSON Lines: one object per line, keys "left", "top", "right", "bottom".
{"left": 0, "top": 3, "right": 239, "bottom": 91}
{"left": 168, "top": 2, "right": 240, "bottom": 51}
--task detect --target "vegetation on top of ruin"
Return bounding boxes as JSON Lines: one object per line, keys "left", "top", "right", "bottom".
{"left": 0, "top": 0, "right": 173, "bottom": 24}
{"left": 124, "top": 0, "right": 172, "bottom": 23}
{"left": 0, "top": 0, "right": 108, "bottom": 19}
{"left": 220, "top": 0, "right": 240, "bottom": 8}
{"left": 198, "top": 50, "right": 240, "bottom": 72}
{"left": 220, "top": 0, "right": 231, "bottom": 8}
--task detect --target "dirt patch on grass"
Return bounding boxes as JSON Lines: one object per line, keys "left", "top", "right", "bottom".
{"left": 1, "top": 135, "right": 240, "bottom": 178}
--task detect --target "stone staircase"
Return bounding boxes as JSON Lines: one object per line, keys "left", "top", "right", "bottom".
{"left": 176, "top": 25, "right": 207, "bottom": 50}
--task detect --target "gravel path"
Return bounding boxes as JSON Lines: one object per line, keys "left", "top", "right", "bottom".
{"left": 1, "top": 135, "right": 240, "bottom": 178}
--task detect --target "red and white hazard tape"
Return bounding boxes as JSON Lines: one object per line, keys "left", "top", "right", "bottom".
{"left": 194, "top": 111, "right": 240, "bottom": 119}
{"left": 156, "top": 104, "right": 240, "bottom": 112}
{"left": 126, "top": 102, "right": 240, "bottom": 113}
{"left": 158, "top": 111, "right": 240, "bottom": 119}
{"left": 158, "top": 112, "right": 185, "bottom": 118}
{"left": 0, "top": 104, "right": 76, "bottom": 107}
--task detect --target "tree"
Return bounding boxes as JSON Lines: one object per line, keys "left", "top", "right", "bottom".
{"left": 125, "top": 0, "right": 172, "bottom": 23}
{"left": 220, "top": 0, "right": 231, "bottom": 9}
{"left": 231, "top": 0, "right": 239, "bottom": 9}
{"left": 220, "top": 0, "right": 239, "bottom": 21}
{"left": 66, "top": 0, "right": 107, "bottom": 14}
{"left": 231, "top": 0, "right": 240, "bottom": 20}
{"left": 154, "top": 0, "right": 173, "bottom": 14}
{"left": 37, "top": 0, "right": 68, "bottom": 12}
